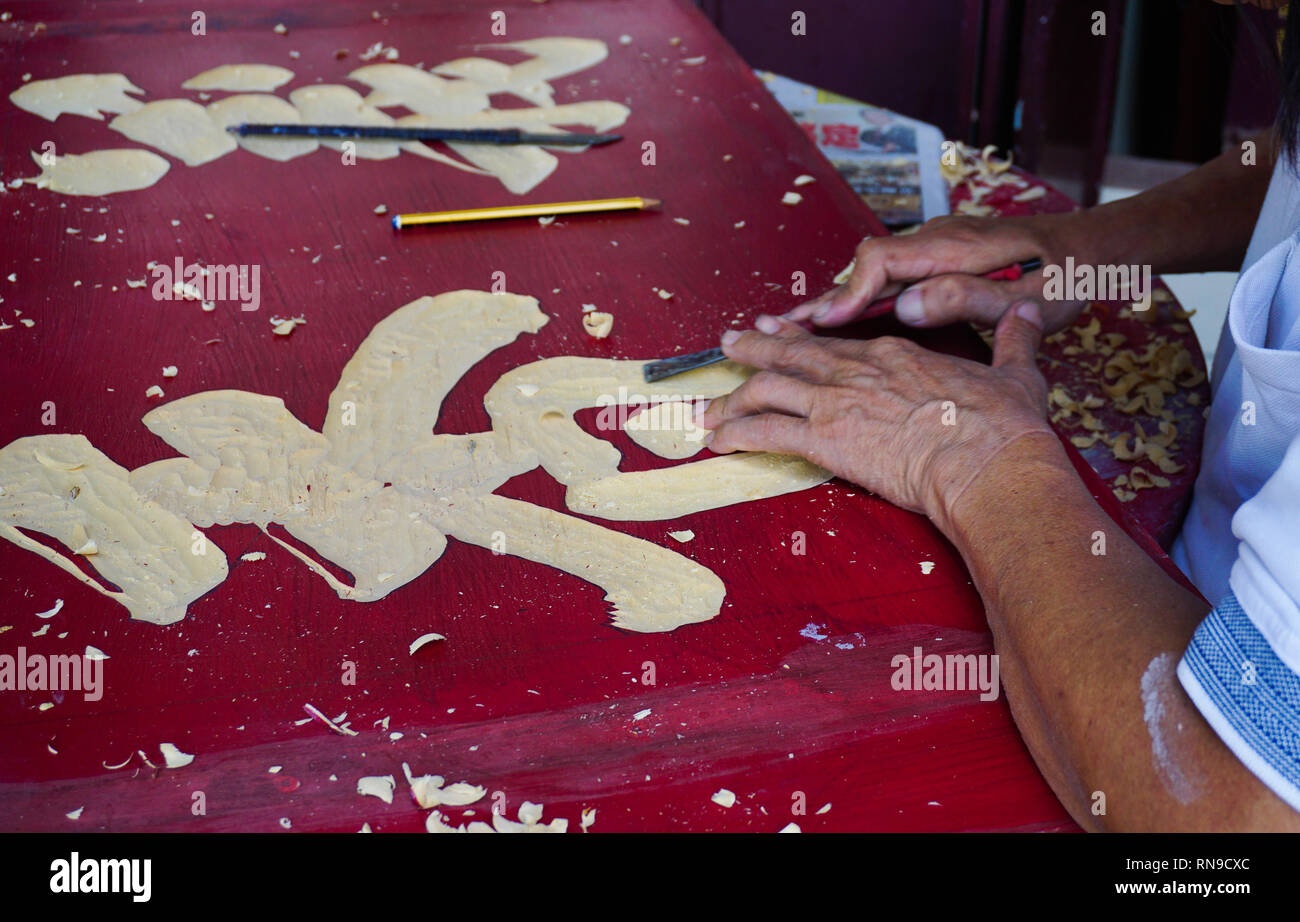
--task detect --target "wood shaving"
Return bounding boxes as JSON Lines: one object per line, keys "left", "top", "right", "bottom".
{"left": 667, "top": 529, "right": 694, "bottom": 542}
{"left": 84, "top": 645, "right": 109, "bottom": 660}
{"left": 158, "top": 742, "right": 194, "bottom": 768}
{"left": 492, "top": 801, "right": 568, "bottom": 833}
{"left": 359, "top": 41, "right": 399, "bottom": 61}
{"left": 408, "top": 632, "right": 446, "bottom": 655}
{"left": 980, "top": 144, "right": 1013, "bottom": 173}
{"left": 304, "top": 702, "right": 358, "bottom": 736}
{"left": 781, "top": 191, "right": 802, "bottom": 205}
{"left": 1046, "top": 308, "right": 1202, "bottom": 483}
{"left": 711, "top": 788, "right": 736, "bottom": 808}
{"left": 240, "top": 551, "right": 266, "bottom": 561}
{"left": 940, "top": 140, "right": 1024, "bottom": 215}
{"left": 582, "top": 311, "right": 614, "bottom": 339}
{"left": 425, "top": 811, "right": 495, "bottom": 833}
{"left": 270, "top": 315, "right": 306, "bottom": 336}
{"left": 438, "top": 782, "right": 487, "bottom": 806}
{"left": 402, "top": 764, "right": 446, "bottom": 807}
{"left": 956, "top": 199, "right": 994, "bottom": 216}
{"left": 357, "top": 774, "right": 396, "bottom": 803}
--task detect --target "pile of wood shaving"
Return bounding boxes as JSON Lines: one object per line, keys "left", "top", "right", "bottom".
{"left": 1041, "top": 305, "right": 1206, "bottom": 502}
{"left": 940, "top": 141, "right": 1034, "bottom": 216}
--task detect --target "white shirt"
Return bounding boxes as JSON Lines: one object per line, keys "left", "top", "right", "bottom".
{"left": 1172, "top": 154, "right": 1300, "bottom": 812}
{"left": 1172, "top": 159, "right": 1300, "bottom": 602}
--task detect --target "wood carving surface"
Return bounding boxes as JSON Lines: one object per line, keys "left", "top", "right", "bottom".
{"left": 0, "top": 291, "right": 831, "bottom": 634}
{"left": 10, "top": 38, "right": 629, "bottom": 195}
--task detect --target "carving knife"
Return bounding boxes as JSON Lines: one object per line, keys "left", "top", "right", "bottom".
{"left": 642, "top": 257, "right": 1042, "bottom": 383}
{"left": 226, "top": 123, "right": 622, "bottom": 146}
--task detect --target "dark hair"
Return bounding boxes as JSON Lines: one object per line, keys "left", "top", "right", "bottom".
{"left": 1279, "top": 6, "right": 1300, "bottom": 163}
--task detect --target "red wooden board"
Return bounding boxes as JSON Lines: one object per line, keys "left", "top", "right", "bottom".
{"left": 0, "top": 0, "right": 1184, "bottom": 832}
{"left": 953, "top": 175, "right": 1212, "bottom": 547}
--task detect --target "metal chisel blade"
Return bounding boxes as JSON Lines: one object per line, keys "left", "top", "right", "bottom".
{"left": 642, "top": 347, "right": 726, "bottom": 383}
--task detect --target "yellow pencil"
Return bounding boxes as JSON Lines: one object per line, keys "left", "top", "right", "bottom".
{"left": 392, "top": 196, "right": 662, "bottom": 228}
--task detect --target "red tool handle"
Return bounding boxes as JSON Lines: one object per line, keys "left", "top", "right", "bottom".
{"left": 858, "top": 259, "right": 1037, "bottom": 319}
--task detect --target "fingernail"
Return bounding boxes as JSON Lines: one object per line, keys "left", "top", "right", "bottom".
{"left": 755, "top": 314, "right": 780, "bottom": 334}
{"left": 1015, "top": 300, "right": 1043, "bottom": 329}
{"left": 721, "top": 330, "right": 740, "bottom": 346}
{"left": 813, "top": 304, "right": 832, "bottom": 321}
{"left": 895, "top": 286, "right": 924, "bottom": 324}
{"left": 693, "top": 399, "right": 711, "bottom": 421}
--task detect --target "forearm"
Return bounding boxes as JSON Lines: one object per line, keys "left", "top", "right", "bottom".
{"left": 933, "top": 434, "right": 1300, "bottom": 831}
{"left": 1050, "top": 132, "right": 1275, "bottom": 275}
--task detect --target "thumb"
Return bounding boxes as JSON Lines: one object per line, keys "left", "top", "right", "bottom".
{"left": 894, "top": 273, "right": 1029, "bottom": 328}
{"left": 991, "top": 299, "right": 1044, "bottom": 370}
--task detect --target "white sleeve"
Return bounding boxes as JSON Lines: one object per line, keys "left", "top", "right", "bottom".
{"left": 1178, "top": 429, "right": 1300, "bottom": 813}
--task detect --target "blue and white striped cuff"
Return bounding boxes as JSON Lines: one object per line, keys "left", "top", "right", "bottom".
{"left": 1178, "top": 591, "right": 1300, "bottom": 814}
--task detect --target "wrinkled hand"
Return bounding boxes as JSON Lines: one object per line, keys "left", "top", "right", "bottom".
{"left": 699, "top": 302, "right": 1056, "bottom": 523}
{"left": 784, "top": 214, "right": 1085, "bottom": 334}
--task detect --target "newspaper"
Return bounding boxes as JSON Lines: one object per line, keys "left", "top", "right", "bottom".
{"left": 757, "top": 70, "right": 949, "bottom": 227}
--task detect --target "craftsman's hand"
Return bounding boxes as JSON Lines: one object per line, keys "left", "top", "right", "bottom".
{"left": 699, "top": 304, "right": 1057, "bottom": 525}
{"left": 784, "top": 213, "right": 1086, "bottom": 334}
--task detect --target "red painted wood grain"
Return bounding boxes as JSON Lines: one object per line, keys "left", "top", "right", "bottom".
{"left": 0, "top": 0, "right": 1187, "bottom": 832}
